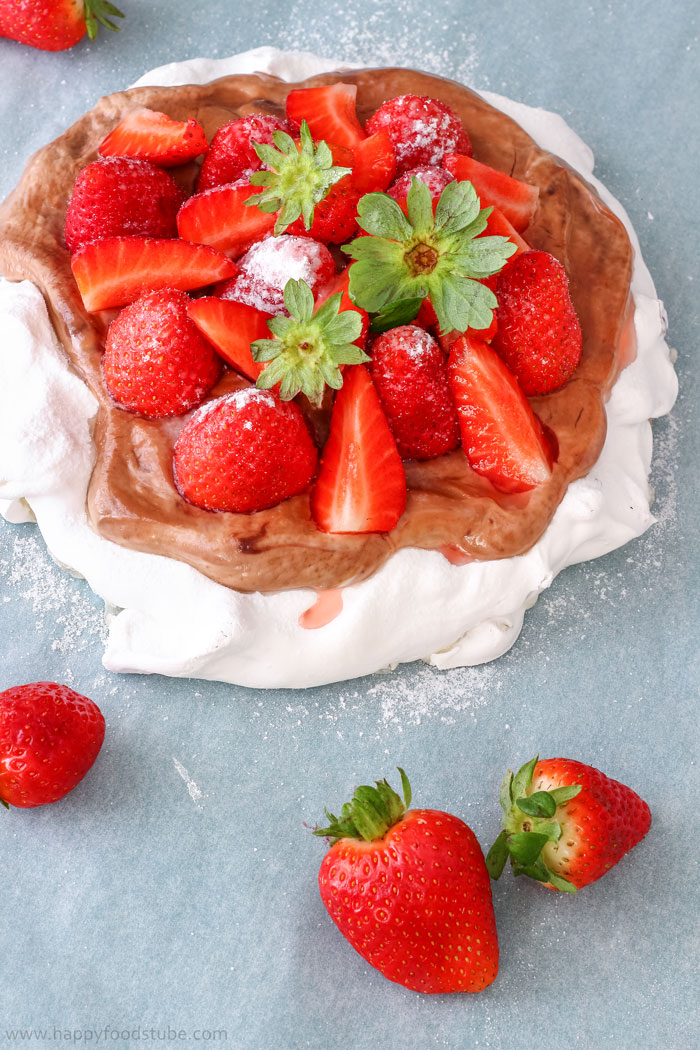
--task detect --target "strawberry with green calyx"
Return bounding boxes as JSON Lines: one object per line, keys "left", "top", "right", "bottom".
{"left": 0, "top": 0, "right": 124, "bottom": 51}
{"left": 344, "top": 177, "right": 517, "bottom": 336}
{"left": 252, "top": 278, "right": 368, "bottom": 407}
{"left": 486, "top": 756, "right": 652, "bottom": 892}
{"left": 315, "top": 769, "right": 499, "bottom": 993}
{"left": 245, "top": 121, "right": 352, "bottom": 236}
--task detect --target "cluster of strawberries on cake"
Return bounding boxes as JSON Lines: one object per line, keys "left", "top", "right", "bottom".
{"left": 65, "top": 84, "right": 583, "bottom": 534}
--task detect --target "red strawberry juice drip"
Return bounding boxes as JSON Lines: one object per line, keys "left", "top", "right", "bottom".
{"left": 298, "top": 588, "right": 344, "bottom": 629}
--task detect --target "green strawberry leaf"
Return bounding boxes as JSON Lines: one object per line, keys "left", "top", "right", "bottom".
{"left": 486, "top": 830, "right": 509, "bottom": 880}
{"left": 246, "top": 120, "right": 352, "bottom": 236}
{"left": 283, "top": 276, "right": 315, "bottom": 323}
{"left": 546, "top": 871, "right": 578, "bottom": 894}
{"left": 516, "top": 790, "right": 557, "bottom": 819}
{"left": 499, "top": 770, "right": 514, "bottom": 815}
{"left": 369, "top": 296, "right": 424, "bottom": 334}
{"left": 433, "top": 179, "right": 482, "bottom": 236}
{"left": 313, "top": 770, "right": 410, "bottom": 844}
{"left": 507, "top": 831, "right": 550, "bottom": 867}
{"left": 346, "top": 178, "right": 515, "bottom": 334}
{"left": 511, "top": 756, "right": 539, "bottom": 801}
{"left": 398, "top": 767, "right": 412, "bottom": 809}
{"left": 251, "top": 279, "right": 367, "bottom": 407}
{"left": 356, "top": 192, "right": 413, "bottom": 241}
{"left": 405, "top": 177, "right": 434, "bottom": 234}
{"left": 549, "top": 784, "right": 583, "bottom": 806}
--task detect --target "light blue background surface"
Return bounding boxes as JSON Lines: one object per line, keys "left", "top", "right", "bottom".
{"left": 0, "top": 2, "right": 698, "bottom": 1047}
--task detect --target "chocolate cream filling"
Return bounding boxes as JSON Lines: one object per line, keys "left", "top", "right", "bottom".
{"left": 0, "top": 67, "right": 634, "bottom": 593}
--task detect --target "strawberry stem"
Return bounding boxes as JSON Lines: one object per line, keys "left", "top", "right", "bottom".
{"left": 488, "top": 756, "right": 582, "bottom": 892}
{"left": 314, "top": 768, "right": 411, "bottom": 844}
{"left": 84, "top": 0, "right": 125, "bottom": 40}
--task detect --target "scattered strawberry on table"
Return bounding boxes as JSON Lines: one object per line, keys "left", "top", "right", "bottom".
{"left": 0, "top": 0, "right": 124, "bottom": 51}
{"left": 486, "top": 756, "right": 652, "bottom": 891}
{"left": 314, "top": 769, "right": 499, "bottom": 993}
{"left": 0, "top": 682, "right": 105, "bottom": 807}
{"left": 62, "top": 81, "right": 589, "bottom": 534}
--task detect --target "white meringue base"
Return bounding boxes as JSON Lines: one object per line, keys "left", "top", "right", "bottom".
{"left": 0, "top": 47, "right": 677, "bottom": 688}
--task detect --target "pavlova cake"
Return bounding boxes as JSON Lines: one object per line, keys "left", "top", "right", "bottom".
{"left": 0, "top": 48, "right": 677, "bottom": 688}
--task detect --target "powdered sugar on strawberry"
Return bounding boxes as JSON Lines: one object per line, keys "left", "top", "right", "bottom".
{"left": 365, "top": 94, "right": 472, "bottom": 175}
{"left": 222, "top": 234, "right": 335, "bottom": 314}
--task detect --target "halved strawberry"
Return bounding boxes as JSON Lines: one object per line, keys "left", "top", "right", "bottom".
{"left": 311, "top": 365, "right": 406, "bottom": 533}
{"left": 444, "top": 154, "right": 539, "bottom": 232}
{"left": 447, "top": 335, "right": 554, "bottom": 493}
{"left": 481, "top": 206, "right": 529, "bottom": 254}
{"left": 187, "top": 297, "right": 268, "bottom": 381}
{"left": 176, "top": 183, "right": 276, "bottom": 257}
{"left": 98, "top": 108, "right": 208, "bottom": 166}
{"left": 314, "top": 266, "right": 369, "bottom": 348}
{"left": 71, "top": 237, "right": 237, "bottom": 312}
{"left": 351, "top": 129, "right": 396, "bottom": 193}
{"left": 286, "top": 83, "right": 366, "bottom": 151}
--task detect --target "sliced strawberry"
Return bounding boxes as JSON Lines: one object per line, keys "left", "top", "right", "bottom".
{"left": 444, "top": 153, "right": 539, "bottom": 232}
{"left": 187, "top": 297, "right": 268, "bottom": 381}
{"left": 98, "top": 108, "right": 208, "bottom": 167}
{"left": 311, "top": 365, "right": 406, "bottom": 533}
{"left": 315, "top": 266, "right": 369, "bottom": 348}
{"left": 351, "top": 129, "right": 396, "bottom": 193}
{"left": 481, "top": 205, "right": 530, "bottom": 254}
{"left": 447, "top": 335, "right": 554, "bottom": 493}
{"left": 71, "top": 237, "right": 237, "bottom": 312}
{"left": 176, "top": 183, "right": 276, "bottom": 257}
{"left": 286, "top": 83, "right": 366, "bottom": 151}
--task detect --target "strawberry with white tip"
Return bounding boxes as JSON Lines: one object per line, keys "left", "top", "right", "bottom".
{"left": 486, "top": 756, "right": 652, "bottom": 892}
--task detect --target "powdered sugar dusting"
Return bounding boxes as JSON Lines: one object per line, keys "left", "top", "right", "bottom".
{"left": 229, "top": 235, "right": 334, "bottom": 314}
{"left": 381, "top": 324, "right": 439, "bottom": 362}
{"left": 367, "top": 662, "right": 497, "bottom": 728}
{"left": 389, "top": 165, "right": 455, "bottom": 203}
{"left": 189, "top": 385, "right": 276, "bottom": 425}
{"left": 1, "top": 530, "right": 108, "bottom": 659}
{"left": 366, "top": 94, "right": 471, "bottom": 173}
{"left": 276, "top": 10, "right": 481, "bottom": 90}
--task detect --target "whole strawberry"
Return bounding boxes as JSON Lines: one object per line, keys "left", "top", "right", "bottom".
{"left": 493, "top": 250, "right": 583, "bottom": 395}
{"left": 370, "top": 325, "right": 460, "bottom": 460}
{"left": 365, "top": 94, "right": 472, "bottom": 175}
{"left": 173, "top": 387, "right": 318, "bottom": 513}
{"left": 315, "top": 770, "right": 499, "bottom": 994}
{"left": 0, "top": 0, "right": 124, "bottom": 51}
{"left": 222, "top": 235, "right": 336, "bottom": 315}
{"left": 64, "top": 157, "right": 184, "bottom": 254}
{"left": 197, "top": 113, "right": 296, "bottom": 192}
{"left": 387, "top": 164, "right": 454, "bottom": 210}
{"left": 103, "top": 288, "right": 220, "bottom": 419}
{"left": 486, "top": 756, "right": 652, "bottom": 892}
{"left": 0, "top": 682, "right": 105, "bottom": 807}
{"left": 287, "top": 174, "right": 360, "bottom": 245}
